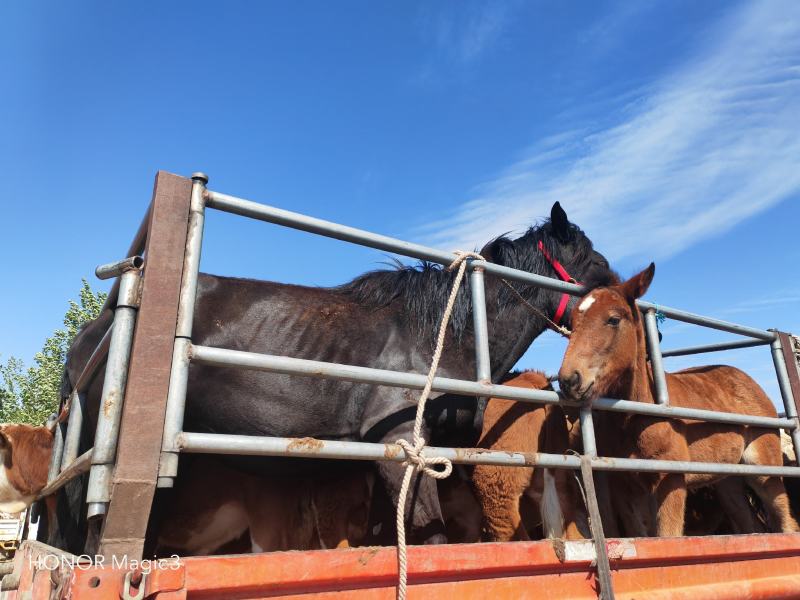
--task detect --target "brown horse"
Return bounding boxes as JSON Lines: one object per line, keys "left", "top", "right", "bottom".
{"left": 156, "top": 456, "right": 375, "bottom": 555}
{"left": 472, "top": 371, "right": 586, "bottom": 541}
{"left": 558, "top": 264, "right": 798, "bottom": 537}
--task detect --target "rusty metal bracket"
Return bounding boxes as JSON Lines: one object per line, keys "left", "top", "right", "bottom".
{"left": 97, "top": 171, "right": 193, "bottom": 561}
{"left": 122, "top": 571, "right": 147, "bottom": 600}
{"left": 777, "top": 331, "right": 800, "bottom": 419}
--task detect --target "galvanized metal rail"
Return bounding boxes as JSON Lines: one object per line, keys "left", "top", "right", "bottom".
{"left": 192, "top": 178, "right": 800, "bottom": 600}
{"left": 187, "top": 344, "right": 796, "bottom": 430}
{"left": 36, "top": 171, "right": 800, "bottom": 573}
{"left": 86, "top": 259, "right": 142, "bottom": 518}
{"left": 44, "top": 258, "right": 143, "bottom": 521}
{"left": 660, "top": 338, "right": 770, "bottom": 358}
{"left": 175, "top": 429, "right": 800, "bottom": 478}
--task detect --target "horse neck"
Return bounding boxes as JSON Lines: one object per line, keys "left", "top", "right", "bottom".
{"left": 610, "top": 312, "right": 656, "bottom": 405}
{"left": 480, "top": 276, "right": 549, "bottom": 380}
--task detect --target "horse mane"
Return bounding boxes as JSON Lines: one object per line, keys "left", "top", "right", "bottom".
{"left": 335, "top": 218, "right": 609, "bottom": 345}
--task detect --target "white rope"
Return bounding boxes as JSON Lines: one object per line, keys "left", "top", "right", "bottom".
{"left": 394, "top": 250, "right": 483, "bottom": 600}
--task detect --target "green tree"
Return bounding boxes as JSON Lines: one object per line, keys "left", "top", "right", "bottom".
{"left": 0, "top": 280, "right": 107, "bottom": 425}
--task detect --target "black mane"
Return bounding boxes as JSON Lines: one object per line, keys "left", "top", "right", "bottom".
{"left": 335, "top": 218, "right": 610, "bottom": 345}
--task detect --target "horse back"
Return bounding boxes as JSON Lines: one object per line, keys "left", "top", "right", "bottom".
{"left": 667, "top": 364, "right": 776, "bottom": 418}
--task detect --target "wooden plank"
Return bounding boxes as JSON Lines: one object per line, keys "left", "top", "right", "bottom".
{"left": 98, "top": 171, "right": 192, "bottom": 560}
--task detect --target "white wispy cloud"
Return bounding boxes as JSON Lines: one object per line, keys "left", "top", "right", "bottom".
{"left": 720, "top": 291, "right": 800, "bottom": 315}
{"left": 415, "top": 1, "right": 514, "bottom": 81}
{"left": 419, "top": 0, "right": 800, "bottom": 264}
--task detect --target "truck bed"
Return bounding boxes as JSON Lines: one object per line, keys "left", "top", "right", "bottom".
{"left": 4, "top": 534, "right": 800, "bottom": 599}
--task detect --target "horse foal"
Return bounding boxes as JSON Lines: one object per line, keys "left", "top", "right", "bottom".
{"left": 559, "top": 264, "right": 799, "bottom": 537}
{"left": 471, "top": 371, "right": 586, "bottom": 541}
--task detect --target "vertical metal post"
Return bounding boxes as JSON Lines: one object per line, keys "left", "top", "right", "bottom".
{"left": 60, "top": 325, "right": 113, "bottom": 472}
{"left": 157, "top": 338, "right": 191, "bottom": 487}
{"left": 469, "top": 266, "right": 492, "bottom": 383}
{"left": 579, "top": 407, "right": 615, "bottom": 600}
{"left": 580, "top": 408, "right": 598, "bottom": 457}
{"left": 158, "top": 173, "right": 208, "bottom": 487}
{"left": 86, "top": 268, "right": 141, "bottom": 518}
{"left": 47, "top": 421, "right": 65, "bottom": 484}
{"left": 60, "top": 390, "right": 84, "bottom": 470}
{"left": 644, "top": 309, "right": 669, "bottom": 405}
{"left": 771, "top": 335, "right": 800, "bottom": 463}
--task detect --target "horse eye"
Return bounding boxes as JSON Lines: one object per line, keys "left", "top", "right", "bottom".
{"left": 607, "top": 316, "right": 621, "bottom": 327}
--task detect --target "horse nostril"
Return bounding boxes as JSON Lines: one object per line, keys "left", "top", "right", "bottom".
{"left": 570, "top": 370, "right": 582, "bottom": 391}
{"left": 558, "top": 370, "right": 582, "bottom": 395}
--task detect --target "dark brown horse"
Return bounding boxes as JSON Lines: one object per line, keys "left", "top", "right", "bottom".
{"left": 51, "top": 202, "right": 614, "bottom": 552}
{"left": 558, "top": 264, "right": 798, "bottom": 537}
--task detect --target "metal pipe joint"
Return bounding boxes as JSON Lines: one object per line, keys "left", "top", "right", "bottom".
{"left": 95, "top": 256, "right": 144, "bottom": 281}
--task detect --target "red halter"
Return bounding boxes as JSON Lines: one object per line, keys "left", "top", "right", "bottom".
{"left": 537, "top": 240, "right": 579, "bottom": 325}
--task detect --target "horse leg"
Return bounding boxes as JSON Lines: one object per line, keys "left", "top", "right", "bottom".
{"left": 376, "top": 457, "right": 447, "bottom": 545}
{"left": 538, "top": 468, "right": 566, "bottom": 539}
{"left": 473, "top": 464, "right": 532, "bottom": 542}
{"left": 606, "top": 474, "right": 650, "bottom": 537}
{"left": 743, "top": 433, "right": 800, "bottom": 533}
{"left": 714, "top": 478, "right": 764, "bottom": 534}
{"left": 746, "top": 475, "right": 800, "bottom": 533}
{"left": 621, "top": 490, "right": 653, "bottom": 537}
{"left": 655, "top": 473, "right": 687, "bottom": 537}
{"left": 312, "top": 470, "right": 373, "bottom": 549}
{"left": 438, "top": 472, "right": 482, "bottom": 543}
{"left": 596, "top": 472, "right": 621, "bottom": 537}
{"left": 247, "top": 479, "right": 311, "bottom": 552}
{"left": 555, "top": 468, "right": 586, "bottom": 540}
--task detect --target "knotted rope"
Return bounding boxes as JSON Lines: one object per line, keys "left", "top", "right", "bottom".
{"left": 394, "top": 250, "right": 483, "bottom": 600}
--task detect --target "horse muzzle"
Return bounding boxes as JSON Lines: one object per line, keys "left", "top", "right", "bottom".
{"left": 558, "top": 370, "right": 596, "bottom": 405}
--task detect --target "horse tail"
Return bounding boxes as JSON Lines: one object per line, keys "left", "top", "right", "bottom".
{"left": 541, "top": 468, "right": 565, "bottom": 538}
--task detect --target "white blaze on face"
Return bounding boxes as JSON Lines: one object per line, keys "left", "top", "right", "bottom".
{"left": 578, "top": 295, "right": 596, "bottom": 312}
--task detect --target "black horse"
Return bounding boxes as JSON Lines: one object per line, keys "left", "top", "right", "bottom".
{"left": 52, "top": 201, "right": 613, "bottom": 550}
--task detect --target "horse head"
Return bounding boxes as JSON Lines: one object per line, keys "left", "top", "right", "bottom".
{"left": 558, "top": 263, "right": 655, "bottom": 404}
{"left": 480, "top": 202, "right": 617, "bottom": 328}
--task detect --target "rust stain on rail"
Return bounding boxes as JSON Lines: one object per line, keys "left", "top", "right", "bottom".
{"left": 103, "top": 390, "right": 119, "bottom": 418}
{"left": 384, "top": 444, "right": 402, "bottom": 459}
{"left": 357, "top": 547, "right": 380, "bottom": 566}
{"left": 286, "top": 437, "right": 324, "bottom": 453}
{"left": 454, "top": 447, "right": 491, "bottom": 461}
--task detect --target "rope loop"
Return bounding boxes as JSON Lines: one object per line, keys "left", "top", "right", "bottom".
{"left": 446, "top": 250, "right": 484, "bottom": 271}
{"left": 396, "top": 438, "right": 453, "bottom": 480}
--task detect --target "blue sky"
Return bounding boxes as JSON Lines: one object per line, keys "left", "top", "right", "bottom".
{"left": 1, "top": 1, "right": 799, "bottom": 406}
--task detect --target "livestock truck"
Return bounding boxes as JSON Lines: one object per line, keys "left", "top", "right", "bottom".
{"left": 2, "top": 171, "right": 800, "bottom": 599}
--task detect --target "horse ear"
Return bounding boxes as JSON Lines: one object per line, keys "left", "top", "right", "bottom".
{"left": 478, "top": 239, "right": 495, "bottom": 263}
{"left": 620, "top": 263, "right": 655, "bottom": 301}
{"left": 550, "top": 202, "right": 569, "bottom": 241}
{"left": 46, "top": 412, "right": 60, "bottom": 433}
